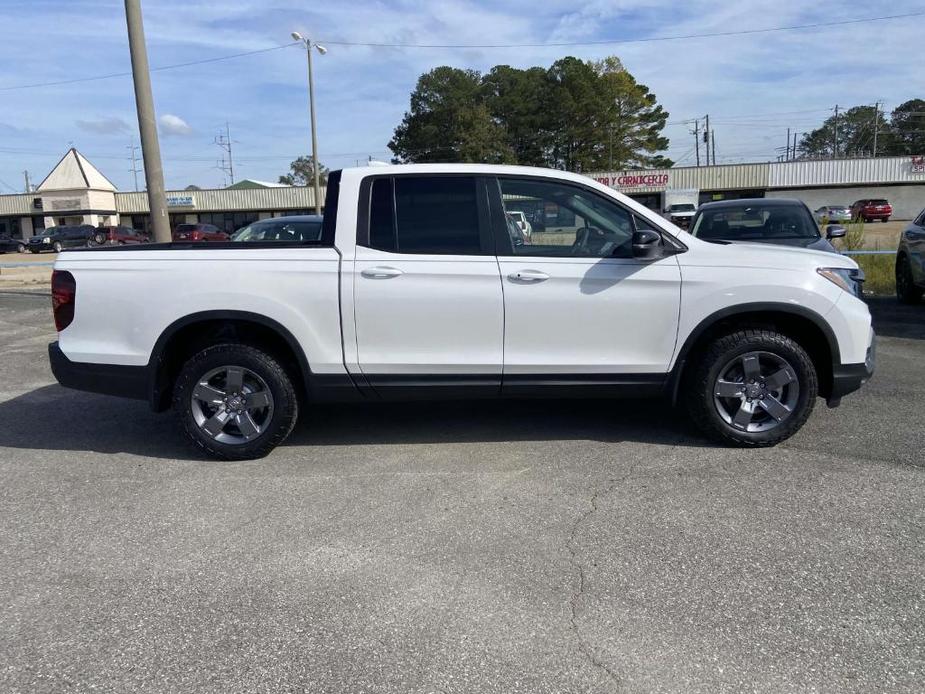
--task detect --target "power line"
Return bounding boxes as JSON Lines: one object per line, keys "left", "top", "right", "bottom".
{"left": 321, "top": 11, "right": 924, "bottom": 48}
{"left": 0, "top": 42, "right": 298, "bottom": 92}
{"left": 0, "top": 11, "right": 921, "bottom": 93}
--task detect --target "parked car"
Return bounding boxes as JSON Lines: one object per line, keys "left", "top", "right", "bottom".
{"left": 172, "top": 223, "right": 229, "bottom": 242}
{"left": 664, "top": 203, "right": 698, "bottom": 228}
{"left": 48, "top": 165, "right": 874, "bottom": 460}
{"left": 896, "top": 207, "right": 925, "bottom": 303}
{"left": 90, "top": 225, "right": 149, "bottom": 246}
{"left": 0, "top": 236, "right": 26, "bottom": 254}
{"left": 813, "top": 205, "right": 852, "bottom": 224}
{"left": 505, "top": 210, "right": 532, "bottom": 238}
{"left": 231, "top": 215, "right": 323, "bottom": 242}
{"left": 850, "top": 199, "right": 892, "bottom": 223}
{"left": 689, "top": 199, "right": 846, "bottom": 254}
{"left": 28, "top": 225, "right": 96, "bottom": 253}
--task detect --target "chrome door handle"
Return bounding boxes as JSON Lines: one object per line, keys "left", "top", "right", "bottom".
{"left": 508, "top": 269, "right": 550, "bottom": 282}
{"left": 361, "top": 266, "right": 404, "bottom": 279}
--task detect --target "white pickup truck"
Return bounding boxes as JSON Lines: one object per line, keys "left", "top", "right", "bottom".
{"left": 48, "top": 164, "right": 875, "bottom": 459}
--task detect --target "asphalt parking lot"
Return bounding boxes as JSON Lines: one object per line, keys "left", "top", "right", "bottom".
{"left": 1, "top": 291, "right": 922, "bottom": 693}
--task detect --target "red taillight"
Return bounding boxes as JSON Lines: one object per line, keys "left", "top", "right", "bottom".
{"left": 51, "top": 270, "right": 76, "bottom": 332}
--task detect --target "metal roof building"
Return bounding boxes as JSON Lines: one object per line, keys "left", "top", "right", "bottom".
{"left": 1, "top": 149, "right": 923, "bottom": 240}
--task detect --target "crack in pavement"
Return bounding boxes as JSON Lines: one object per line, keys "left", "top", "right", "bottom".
{"left": 565, "top": 435, "right": 689, "bottom": 692}
{"left": 566, "top": 473, "right": 623, "bottom": 691}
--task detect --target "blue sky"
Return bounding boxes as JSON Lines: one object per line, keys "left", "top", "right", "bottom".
{"left": 0, "top": 0, "right": 921, "bottom": 192}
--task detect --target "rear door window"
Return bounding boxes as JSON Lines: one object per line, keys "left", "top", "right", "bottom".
{"left": 366, "top": 176, "right": 485, "bottom": 255}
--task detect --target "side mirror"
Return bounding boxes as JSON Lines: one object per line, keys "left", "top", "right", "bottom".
{"left": 631, "top": 229, "right": 662, "bottom": 259}
{"left": 826, "top": 224, "right": 847, "bottom": 239}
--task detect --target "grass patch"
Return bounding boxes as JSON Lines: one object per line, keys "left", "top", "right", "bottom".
{"left": 854, "top": 254, "right": 895, "bottom": 296}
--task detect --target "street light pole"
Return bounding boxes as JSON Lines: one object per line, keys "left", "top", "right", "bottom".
{"left": 124, "top": 0, "right": 170, "bottom": 243}
{"left": 292, "top": 32, "right": 326, "bottom": 215}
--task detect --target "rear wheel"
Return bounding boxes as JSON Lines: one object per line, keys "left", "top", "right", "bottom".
{"left": 685, "top": 329, "right": 817, "bottom": 447}
{"left": 896, "top": 255, "right": 923, "bottom": 304}
{"left": 173, "top": 343, "right": 299, "bottom": 460}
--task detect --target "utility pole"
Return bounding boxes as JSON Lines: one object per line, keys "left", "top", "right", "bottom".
{"left": 23, "top": 170, "right": 31, "bottom": 193}
{"left": 833, "top": 104, "right": 839, "bottom": 159}
{"left": 704, "top": 114, "right": 711, "bottom": 166}
{"left": 786, "top": 128, "right": 791, "bottom": 160}
{"left": 872, "top": 101, "right": 880, "bottom": 157}
{"left": 291, "top": 32, "right": 326, "bottom": 215}
{"left": 793, "top": 131, "right": 799, "bottom": 160}
{"left": 693, "top": 119, "right": 701, "bottom": 167}
{"left": 214, "top": 122, "right": 235, "bottom": 185}
{"left": 127, "top": 140, "right": 141, "bottom": 191}
{"left": 124, "top": 0, "right": 170, "bottom": 243}
{"left": 711, "top": 129, "right": 716, "bottom": 165}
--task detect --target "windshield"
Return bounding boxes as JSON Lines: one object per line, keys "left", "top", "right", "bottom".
{"left": 692, "top": 204, "right": 820, "bottom": 241}
{"left": 669, "top": 204, "right": 696, "bottom": 212}
{"left": 232, "top": 219, "right": 322, "bottom": 242}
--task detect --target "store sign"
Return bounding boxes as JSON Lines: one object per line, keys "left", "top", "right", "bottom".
{"left": 166, "top": 195, "right": 196, "bottom": 207}
{"left": 593, "top": 173, "right": 670, "bottom": 189}
{"left": 49, "top": 198, "right": 81, "bottom": 211}
{"left": 912, "top": 156, "right": 925, "bottom": 174}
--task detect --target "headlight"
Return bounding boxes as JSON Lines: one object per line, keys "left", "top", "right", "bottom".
{"left": 817, "top": 267, "right": 865, "bottom": 297}
{"left": 43, "top": 236, "right": 50, "bottom": 243}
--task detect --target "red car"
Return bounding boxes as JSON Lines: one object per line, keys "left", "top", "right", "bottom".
{"left": 172, "top": 223, "right": 229, "bottom": 242}
{"left": 850, "top": 199, "right": 892, "bottom": 223}
{"left": 91, "top": 226, "right": 149, "bottom": 246}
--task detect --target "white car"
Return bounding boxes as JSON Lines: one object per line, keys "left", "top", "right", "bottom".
{"left": 813, "top": 205, "right": 852, "bottom": 224}
{"left": 48, "top": 164, "right": 874, "bottom": 459}
{"left": 506, "top": 210, "right": 532, "bottom": 238}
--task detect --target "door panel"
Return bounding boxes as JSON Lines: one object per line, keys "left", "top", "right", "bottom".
{"left": 498, "top": 255, "right": 682, "bottom": 374}
{"left": 352, "top": 174, "right": 504, "bottom": 384}
{"left": 354, "top": 248, "right": 504, "bottom": 375}
{"left": 488, "top": 175, "right": 682, "bottom": 379}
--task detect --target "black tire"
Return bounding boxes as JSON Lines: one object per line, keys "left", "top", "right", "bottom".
{"left": 882, "top": 217, "right": 889, "bottom": 223}
{"left": 173, "top": 343, "right": 299, "bottom": 460}
{"left": 94, "top": 232, "right": 106, "bottom": 245}
{"left": 896, "top": 255, "right": 923, "bottom": 304}
{"left": 16, "top": 243, "right": 25, "bottom": 253}
{"left": 684, "top": 328, "right": 817, "bottom": 447}
{"left": 52, "top": 241, "right": 63, "bottom": 253}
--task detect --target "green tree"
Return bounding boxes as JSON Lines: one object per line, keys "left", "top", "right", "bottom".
{"left": 594, "top": 57, "right": 671, "bottom": 170}
{"left": 388, "top": 67, "right": 514, "bottom": 164}
{"left": 481, "top": 65, "right": 550, "bottom": 166}
{"left": 388, "top": 57, "right": 672, "bottom": 170}
{"left": 799, "top": 105, "right": 887, "bottom": 158}
{"left": 279, "top": 155, "right": 328, "bottom": 186}
{"left": 884, "top": 99, "right": 925, "bottom": 155}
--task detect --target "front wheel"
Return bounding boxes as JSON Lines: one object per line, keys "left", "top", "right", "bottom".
{"left": 684, "top": 329, "right": 817, "bottom": 447}
{"left": 173, "top": 343, "right": 299, "bottom": 460}
{"left": 16, "top": 243, "right": 25, "bottom": 253}
{"left": 52, "top": 241, "right": 63, "bottom": 253}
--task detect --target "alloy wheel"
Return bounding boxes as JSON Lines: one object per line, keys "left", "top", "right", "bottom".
{"left": 713, "top": 351, "right": 800, "bottom": 433}
{"left": 190, "top": 365, "right": 275, "bottom": 445}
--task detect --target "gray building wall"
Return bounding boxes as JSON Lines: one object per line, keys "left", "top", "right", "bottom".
{"left": 765, "top": 184, "right": 925, "bottom": 220}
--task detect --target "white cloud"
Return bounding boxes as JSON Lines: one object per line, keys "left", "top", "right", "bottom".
{"left": 159, "top": 113, "right": 192, "bottom": 137}
{"left": 76, "top": 117, "right": 132, "bottom": 135}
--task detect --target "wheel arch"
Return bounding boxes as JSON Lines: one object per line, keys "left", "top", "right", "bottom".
{"left": 147, "top": 310, "right": 313, "bottom": 412}
{"left": 669, "top": 303, "right": 840, "bottom": 404}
